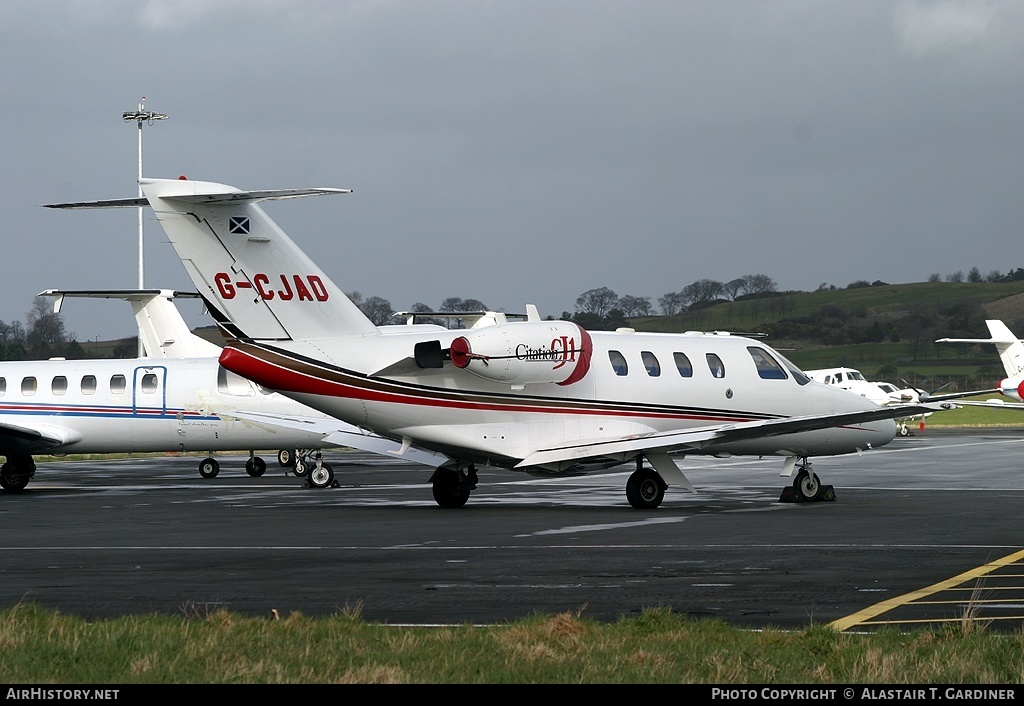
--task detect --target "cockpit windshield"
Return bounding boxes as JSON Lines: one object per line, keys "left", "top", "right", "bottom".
{"left": 775, "top": 351, "right": 811, "bottom": 385}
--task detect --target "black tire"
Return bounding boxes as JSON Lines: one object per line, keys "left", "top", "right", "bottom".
{"left": 308, "top": 463, "right": 334, "bottom": 489}
{"left": 793, "top": 468, "right": 820, "bottom": 501}
{"left": 0, "top": 461, "right": 31, "bottom": 492}
{"left": 626, "top": 467, "right": 665, "bottom": 509}
{"left": 199, "top": 457, "right": 220, "bottom": 479}
{"left": 246, "top": 457, "right": 267, "bottom": 478}
{"left": 278, "top": 449, "right": 295, "bottom": 467}
{"left": 431, "top": 468, "right": 470, "bottom": 508}
{"left": 293, "top": 458, "right": 309, "bottom": 477}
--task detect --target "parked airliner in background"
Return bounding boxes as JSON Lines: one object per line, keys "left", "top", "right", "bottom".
{"left": 0, "top": 288, "right": 442, "bottom": 492}
{"left": 45, "top": 178, "right": 953, "bottom": 509}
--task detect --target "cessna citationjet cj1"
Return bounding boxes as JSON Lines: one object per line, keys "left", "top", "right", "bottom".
{"left": 45, "top": 178, "right": 953, "bottom": 508}
{"left": 0, "top": 288, "right": 441, "bottom": 492}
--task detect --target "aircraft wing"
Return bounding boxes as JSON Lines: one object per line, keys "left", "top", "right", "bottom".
{"left": 220, "top": 410, "right": 446, "bottom": 467}
{"left": 955, "top": 400, "right": 1024, "bottom": 410}
{"left": 0, "top": 420, "right": 80, "bottom": 454}
{"left": 910, "top": 388, "right": 1001, "bottom": 403}
{"left": 516, "top": 401, "right": 956, "bottom": 469}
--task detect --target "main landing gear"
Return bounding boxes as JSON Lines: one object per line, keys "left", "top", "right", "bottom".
{"left": 430, "top": 465, "right": 478, "bottom": 508}
{"left": 626, "top": 460, "right": 668, "bottom": 509}
{"left": 281, "top": 448, "right": 330, "bottom": 479}
{"left": 197, "top": 453, "right": 268, "bottom": 479}
{"left": 0, "top": 455, "right": 36, "bottom": 492}
{"left": 197, "top": 449, "right": 321, "bottom": 480}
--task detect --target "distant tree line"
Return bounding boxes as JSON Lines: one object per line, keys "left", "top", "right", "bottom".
{"left": 347, "top": 292, "right": 491, "bottom": 328}
{"left": 561, "top": 274, "right": 781, "bottom": 330}
{"left": 3, "top": 263, "right": 1021, "bottom": 360}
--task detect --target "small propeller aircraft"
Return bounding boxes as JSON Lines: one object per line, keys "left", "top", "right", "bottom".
{"left": 0, "top": 288, "right": 442, "bottom": 492}
{"left": 44, "top": 178, "right": 956, "bottom": 509}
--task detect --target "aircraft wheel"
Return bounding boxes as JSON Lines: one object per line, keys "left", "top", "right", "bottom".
{"left": 793, "top": 468, "right": 820, "bottom": 501}
{"left": 898, "top": 423, "right": 910, "bottom": 437}
{"left": 0, "top": 461, "right": 31, "bottom": 492}
{"left": 431, "top": 468, "right": 470, "bottom": 508}
{"left": 278, "top": 449, "right": 295, "bottom": 467}
{"left": 246, "top": 457, "right": 267, "bottom": 478}
{"left": 293, "top": 459, "right": 308, "bottom": 477}
{"left": 626, "top": 467, "right": 665, "bottom": 509}
{"left": 308, "top": 463, "right": 334, "bottom": 489}
{"left": 199, "top": 457, "right": 220, "bottom": 479}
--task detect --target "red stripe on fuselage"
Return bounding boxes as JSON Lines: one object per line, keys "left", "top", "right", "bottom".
{"left": 558, "top": 326, "right": 592, "bottom": 386}
{"left": 219, "top": 345, "right": 763, "bottom": 423}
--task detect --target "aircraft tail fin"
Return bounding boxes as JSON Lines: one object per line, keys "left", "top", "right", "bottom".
{"left": 937, "top": 320, "right": 1024, "bottom": 378}
{"left": 40, "top": 289, "right": 224, "bottom": 358}
{"left": 985, "top": 320, "right": 1024, "bottom": 378}
{"left": 45, "top": 178, "right": 379, "bottom": 343}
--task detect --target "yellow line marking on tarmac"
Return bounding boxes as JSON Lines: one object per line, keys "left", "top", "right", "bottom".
{"left": 829, "top": 547, "right": 1024, "bottom": 631}
{"left": 854, "top": 615, "right": 1024, "bottom": 627}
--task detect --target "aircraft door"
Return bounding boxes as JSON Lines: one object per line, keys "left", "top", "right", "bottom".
{"left": 133, "top": 365, "right": 168, "bottom": 417}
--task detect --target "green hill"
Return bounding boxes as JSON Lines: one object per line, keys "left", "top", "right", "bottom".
{"left": 627, "top": 281, "right": 1024, "bottom": 391}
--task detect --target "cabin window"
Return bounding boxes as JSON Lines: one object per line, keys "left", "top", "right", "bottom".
{"left": 608, "top": 350, "right": 628, "bottom": 376}
{"left": 641, "top": 351, "right": 661, "bottom": 377}
{"left": 0, "top": 377, "right": 6, "bottom": 396}
{"left": 673, "top": 352, "right": 693, "bottom": 378}
{"left": 705, "top": 353, "right": 725, "bottom": 379}
{"left": 218, "top": 366, "right": 255, "bottom": 396}
{"left": 51, "top": 376, "right": 68, "bottom": 395}
{"left": 21, "top": 377, "right": 37, "bottom": 396}
{"left": 110, "top": 374, "right": 126, "bottom": 394}
{"left": 140, "top": 373, "right": 159, "bottom": 394}
{"left": 81, "top": 375, "right": 97, "bottom": 395}
{"left": 747, "top": 347, "right": 788, "bottom": 380}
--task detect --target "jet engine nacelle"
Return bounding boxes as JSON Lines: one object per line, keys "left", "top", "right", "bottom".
{"left": 448, "top": 321, "right": 593, "bottom": 386}
{"left": 997, "top": 376, "right": 1024, "bottom": 401}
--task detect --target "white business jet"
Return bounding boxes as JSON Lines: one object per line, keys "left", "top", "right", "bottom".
{"left": 43, "top": 288, "right": 314, "bottom": 473}
{"left": 0, "top": 288, "right": 442, "bottom": 492}
{"left": 937, "top": 320, "right": 1024, "bottom": 407}
{"left": 805, "top": 367, "right": 936, "bottom": 436}
{"left": 44, "top": 178, "right": 952, "bottom": 509}
{"left": 806, "top": 367, "right": 892, "bottom": 406}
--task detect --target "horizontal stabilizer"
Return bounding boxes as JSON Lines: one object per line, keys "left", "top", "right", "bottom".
{"left": 42, "top": 188, "right": 351, "bottom": 210}
{"left": 38, "top": 288, "right": 221, "bottom": 359}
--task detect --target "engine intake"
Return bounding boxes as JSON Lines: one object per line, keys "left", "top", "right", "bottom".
{"left": 449, "top": 321, "right": 592, "bottom": 386}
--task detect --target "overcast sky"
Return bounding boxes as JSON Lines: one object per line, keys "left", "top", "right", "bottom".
{"left": 2, "top": 0, "right": 1023, "bottom": 342}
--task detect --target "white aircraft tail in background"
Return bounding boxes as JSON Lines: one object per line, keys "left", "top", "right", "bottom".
{"left": 45, "top": 178, "right": 954, "bottom": 508}
{"left": 937, "top": 320, "right": 1024, "bottom": 403}
{"left": 42, "top": 289, "right": 222, "bottom": 359}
